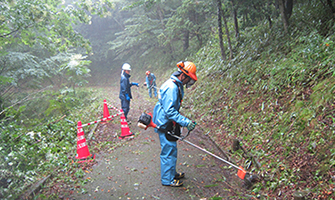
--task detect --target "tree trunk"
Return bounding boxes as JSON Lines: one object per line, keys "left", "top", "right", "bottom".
{"left": 196, "top": 28, "right": 203, "bottom": 47}
{"left": 285, "top": 0, "right": 294, "bottom": 19}
{"left": 267, "top": 15, "right": 272, "bottom": 28}
{"left": 217, "top": 0, "right": 226, "bottom": 60}
{"left": 231, "top": 0, "right": 239, "bottom": 39}
{"left": 278, "top": 0, "right": 289, "bottom": 33}
{"left": 326, "top": 0, "right": 335, "bottom": 14}
{"left": 223, "top": 13, "right": 233, "bottom": 60}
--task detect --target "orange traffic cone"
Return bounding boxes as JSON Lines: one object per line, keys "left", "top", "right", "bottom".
{"left": 119, "top": 111, "right": 134, "bottom": 139}
{"left": 75, "top": 121, "right": 95, "bottom": 162}
{"left": 102, "top": 99, "right": 110, "bottom": 123}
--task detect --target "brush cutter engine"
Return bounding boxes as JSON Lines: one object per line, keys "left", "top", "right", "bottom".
{"left": 137, "top": 112, "right": 154, "bottom": 130}
{"left": 137, "top": 112, "right": 189, "bottom": 140}
{"left": 138, "top": 112, "right": 151, "bottom": 126}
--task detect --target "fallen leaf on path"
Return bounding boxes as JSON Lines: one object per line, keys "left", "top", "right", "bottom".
{"left": 204, "top": 184, "right": 218, "bottom": 188}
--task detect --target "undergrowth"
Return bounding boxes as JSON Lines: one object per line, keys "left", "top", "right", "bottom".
{"left": 186, "top": 19, "right": 335, "bottom": 200}
{"left": 0, "top": 87, "right": 106, "bottom": 199}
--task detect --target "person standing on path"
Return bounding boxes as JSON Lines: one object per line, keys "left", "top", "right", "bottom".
{"left": 145, "top": 71, "right": 157, "bottom": 98}
{"left": 152, "top": 61, "right": 197, "bottom": 187}
{"left": 119, "top": 63, "right": 139, "bottom": 122}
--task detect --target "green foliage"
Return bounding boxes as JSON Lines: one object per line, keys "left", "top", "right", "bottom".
{"left": 0, "top": 0, "right": 114, "bottom": 54}
{"left": 107, "top": 0, "right": 215, "bottom": 71}
{"left": 187, "top": 5, "right": 335, "bottom": 198}
{"left": 0, "top": 0, "right": 113, "bottom": 118}
{"left": 0, "top": 51, "right": 49, "bottom": 87}
{"left": 0, "top": 88, "right": 99, "bottom": 199}
{"left": 59, "top": 54, "right": 91, "bottom": 90}
{"left": 0, "top": 76, "right": 13, "bottom": 85}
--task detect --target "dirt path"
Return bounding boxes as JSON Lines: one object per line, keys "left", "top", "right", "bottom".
{"left": 67, "top": 86, "right": 247, "bottom": 199}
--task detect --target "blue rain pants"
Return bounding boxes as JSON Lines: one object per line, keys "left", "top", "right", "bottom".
{"left": 157, "top": 129, "right": 178, "bottom": 185}
{"left": 121, "top": 98, "right": 130, "bottom": 119}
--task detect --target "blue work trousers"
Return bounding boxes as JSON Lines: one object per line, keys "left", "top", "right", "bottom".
{"left": 148, "top": 84, "right": 157, "bottom": 98}
{"left": 157, "top": 129, "right": 177, "bottom": 185}
{"left": 121, "top": 99, "right": 130, "bottom": 119}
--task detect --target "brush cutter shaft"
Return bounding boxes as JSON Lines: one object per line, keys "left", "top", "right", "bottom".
{"left": 139, "top": 119, "right": 248, "bottom": 180}
{"left": 149, "top": 85, "right": 157, "bottom": 89}
{"left": 171, "top": 133, "right": 241, "bottom": 170}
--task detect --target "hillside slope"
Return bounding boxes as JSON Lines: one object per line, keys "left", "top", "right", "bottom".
{"left": 183, "top": 27, "right": 335, "bottom": 199}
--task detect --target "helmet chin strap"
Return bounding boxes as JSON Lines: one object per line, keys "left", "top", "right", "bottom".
{"left": 181, "top": 74, "right": 191, "bottom": 85}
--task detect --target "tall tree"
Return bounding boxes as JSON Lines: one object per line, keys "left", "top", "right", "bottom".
{"left": 230, "top": 0, "right": 239, "bottom": 39}
{"left": 109, "top": 0, "right": 213, "bottom": 68}
{"left": 222, "top": 10, "right": 233, "bottom": 60}
{"left": 217, "top": 0, "right": 226, "bottom": 60}
{"left": 278, "top": 0, "right": 294, "bottom": 33}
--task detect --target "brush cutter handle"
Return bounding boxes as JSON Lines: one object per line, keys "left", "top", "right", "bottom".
{"left": 180, "top": 130, "right": 190, "bottom": 140}
{"left": 163, "top": 129, "right": 191, "bottom": 141}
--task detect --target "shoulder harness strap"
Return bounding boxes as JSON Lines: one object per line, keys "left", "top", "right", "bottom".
{"left": 172, "top": 79, "right": 183, "bottom": 103}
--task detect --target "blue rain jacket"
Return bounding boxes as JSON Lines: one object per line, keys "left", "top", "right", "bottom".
{"left": 146, "top": 73, "right": 157, "bottom": 98}
{"left": 153, "top": 74, "right": 191, "bottom": 185}
{"left": 119, "top": 71, "right": 137, "bottom": 118}
{"left": 146, "top": 73, "right": 156, "bottom": 86}
{"left": 119, "top": 72, "right": 132, "bottom": 100}
{"left": 153, "top": 75, "right": 190, "bottom": 129}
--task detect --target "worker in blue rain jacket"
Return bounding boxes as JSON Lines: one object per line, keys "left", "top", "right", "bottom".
{"left": 152, "top": 61, "right": 197, "bottom": 187}
{"left": 145, "top": 71, "right": 157, "bottom": 98}
{"left": 119, "top": 63, "right": 139, "bottom": 122}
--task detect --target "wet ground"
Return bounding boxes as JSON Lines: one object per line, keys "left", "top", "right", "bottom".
{"left": 66, "top": 86, "right": 248, "bottom": 200}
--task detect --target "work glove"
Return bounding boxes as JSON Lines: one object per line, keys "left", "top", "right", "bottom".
{"left": 187, "top": 121, "right": 196, "bottom": 131}
{"left": 132, "top": 82, "right": 139, "bottom": 87}
{"left": 125, "top": 93, "right": 130, "bottom": 101}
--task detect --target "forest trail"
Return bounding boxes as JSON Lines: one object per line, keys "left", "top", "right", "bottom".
{"left": 66, "top": 86, "right": 248, "bottom": 199}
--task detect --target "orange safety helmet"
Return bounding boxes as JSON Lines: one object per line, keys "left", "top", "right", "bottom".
{"left": 176, "top": 61, "right": 197, "bottom": 81}
{"left": 146, "top": 71, "right": 150, "bottom": 76}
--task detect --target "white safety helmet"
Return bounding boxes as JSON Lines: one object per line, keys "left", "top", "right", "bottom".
{"left": 122, "top": 63, "right": 131, "bottom": 70}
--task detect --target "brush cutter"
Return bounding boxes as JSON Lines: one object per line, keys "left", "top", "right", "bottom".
{"left": 232, "top": 139, "right": 261, "bottom": 169}
{"left": 143, "top": 82, "right": 158, "bottom": 90}
{"left": 149, "top": 85, "right": 158, "bottom": 90}
{"left": 137, "top": 112, "right": 255, "bottom": 188}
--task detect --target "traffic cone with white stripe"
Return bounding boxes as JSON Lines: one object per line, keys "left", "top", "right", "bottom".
{"left": 101, "top": 99, "right": 110, "bottom": 123}
{"left": 119, "top": 110, "right": 134, "bottom": 139}
{"left": 75, "top": 121, "right": 95, "bottom": 162}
